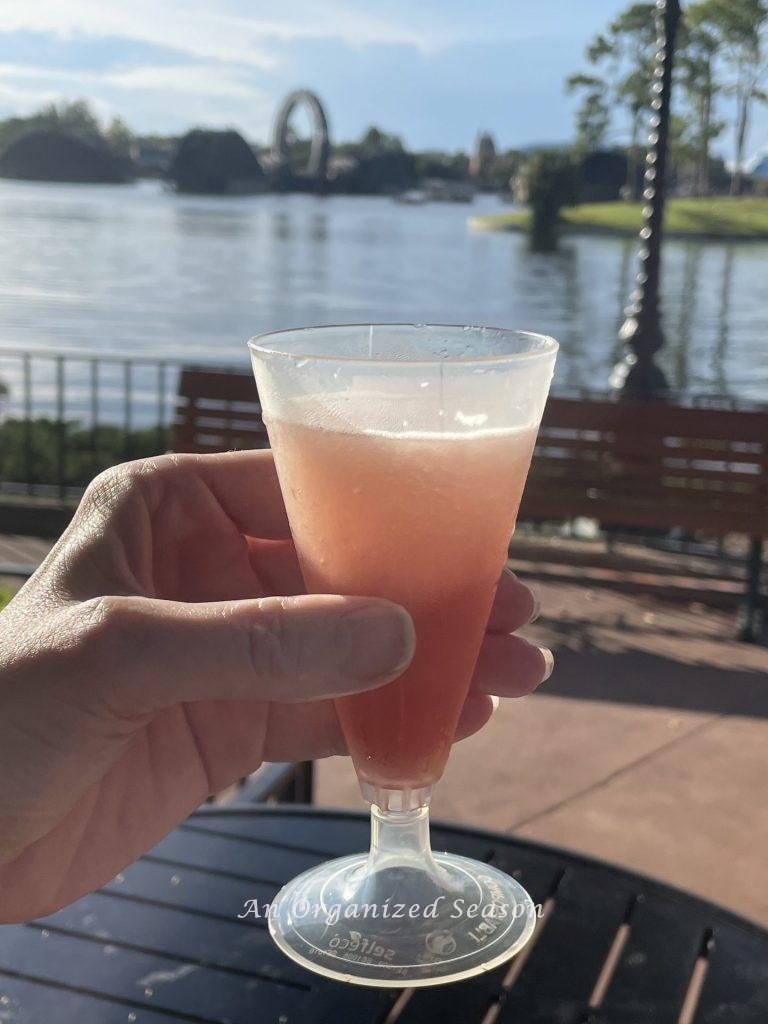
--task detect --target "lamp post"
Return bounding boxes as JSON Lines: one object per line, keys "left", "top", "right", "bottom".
{"left": 611, "top": 0, "right": 681, "bottom": 398}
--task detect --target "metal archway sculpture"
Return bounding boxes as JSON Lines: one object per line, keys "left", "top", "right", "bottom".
{"left": 272, "top": 89, "right": 330, "bottom": 182}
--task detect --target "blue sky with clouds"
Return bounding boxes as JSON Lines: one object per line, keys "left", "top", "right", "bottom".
{"left": 1, "top": 0, "right": 766, "bottom": 159}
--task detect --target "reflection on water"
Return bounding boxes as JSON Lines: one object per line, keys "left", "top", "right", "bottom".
{"left": 712, "top": 245, "right": 735, "bottom": 397}
{"left": 174, "top": 205, "right": 255, "bottom": 238}
{"left": 673, "top": 242, "right": 701, "bottom": 393}
{"left": 0, "top": 177, "right": 765, "bottom": 402}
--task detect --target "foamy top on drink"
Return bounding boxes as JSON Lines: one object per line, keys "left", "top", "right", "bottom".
{"left": 260, "top": 386, "right": 544, "bottom": 441}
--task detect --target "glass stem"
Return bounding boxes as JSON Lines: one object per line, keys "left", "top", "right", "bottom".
{"left": 366, "top": 800, "right": 437, "bottom": 876}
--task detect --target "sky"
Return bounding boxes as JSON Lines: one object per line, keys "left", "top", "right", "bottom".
{"left": 0, "top": 0, "right": 766, "bottom": 160}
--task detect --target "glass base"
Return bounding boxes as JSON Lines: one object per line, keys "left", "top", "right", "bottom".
{"left": 268, "top": 850, "right": 537, "bottom": 987}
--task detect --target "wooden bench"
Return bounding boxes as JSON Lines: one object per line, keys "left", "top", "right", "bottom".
{"left": 173, "top": 365, "right": 269, "bottom": 453}
{"left": 174, "top": 369, "right": 767, "bottom": 640}
{"left": 520, "top": 395, "right": 768, "bottom": 640}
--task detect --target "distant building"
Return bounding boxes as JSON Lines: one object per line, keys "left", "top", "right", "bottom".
{"left": 469, "top": 132, "right": 497, "bottom": 185}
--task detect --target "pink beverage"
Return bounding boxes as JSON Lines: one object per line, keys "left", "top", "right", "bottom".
{"left": 267, "top": 417, "right": 537, "bottom": 790}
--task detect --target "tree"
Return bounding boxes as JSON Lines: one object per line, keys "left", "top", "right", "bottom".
{"left": 50, "top": 100, "right": 103, "bottom": 143}
{"left": 358, "top": 126, "right": 405, "bottom": 155}
{"left": 666, "top": 112, "right": 703, "bottom": 190}
{"left": 412, "top": 150, "right": 469, "bottom": 181}
{"left": 104, "top": 115, "right": 133, "bottom": 157}
{"left": 692, "top": 0, "right": 768, "bottom": 194}
{"left": 522, "top": 150, "right": 578, "bottom": 251}
{"left": 330, "top": 126, "right": 415, "bottom": 193}
{"left": 565, "top": 73, "right": 611, "bottom": 151}
{"left": 585, "top": 4, "right": 657, "bottom": 197}
{"left": 677, "top": 14, "right": 725, "bottom": 194}
{"left": 0, "top": 99, "right": 105, "bottom": 155}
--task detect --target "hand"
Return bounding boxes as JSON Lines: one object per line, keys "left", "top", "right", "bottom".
{"left": 0, "top": 451, "right": 550, "bottom": 922}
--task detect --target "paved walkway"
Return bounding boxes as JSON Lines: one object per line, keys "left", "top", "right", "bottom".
{"left": 3, "top": 531, "right": 767, "bottom": 924}
{"left": 317, "top": 537, "right": 768, "bottom": 926}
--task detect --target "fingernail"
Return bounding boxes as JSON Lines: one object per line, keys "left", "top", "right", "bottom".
{"left": 338, "top": 603, "right": 415, "bottom": 683}
{"left": 539, "top": 646, "right": 554, "bottom": 682}
{"left": 490, "top": 694, "right": 500, "bottom": 713}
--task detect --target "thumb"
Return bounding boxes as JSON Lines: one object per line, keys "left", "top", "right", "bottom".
{"left": 70, "top": 594, "right": 415, "bottom": 715}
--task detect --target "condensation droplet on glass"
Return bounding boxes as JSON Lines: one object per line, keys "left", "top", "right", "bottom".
{"left": 115, "top": 873, "right": 125, "bottom": 884}
{"left": 144, "top": 987, "right": 154, "bottom": 998}
{"left": 128, "top": 1015, "right": 137, "bottom": 1022}
{"left": 403, "top": 419, "right": 409, "bottom": 428}
{"left": 279, "top": 1016, "right": 289, "bottom": 1024}
{"left": 295, "top": 358, "right": 310, "bottom": 369}
{"left": 1, "top": 995, "right": 10, "bottom": 1005}
{"left": 419, "top": 381, "right": 429, "bottom": 388}
{"left": 41, "top": 929, "right": 49, "bottom": 938}
{"left": 170, "top": 874, "right": 181, "bottom": 886}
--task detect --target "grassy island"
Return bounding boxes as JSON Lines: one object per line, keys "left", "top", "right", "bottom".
{"left": 470, "top": 197, "right": 768, "bottom": 241}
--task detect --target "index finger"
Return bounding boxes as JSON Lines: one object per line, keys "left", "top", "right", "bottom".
{"left": 170, "top": 449, "right": 291, "bottom": 539}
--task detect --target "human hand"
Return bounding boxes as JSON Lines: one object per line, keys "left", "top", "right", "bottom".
{"left": 0, "top": 451, "right": 550, "bottom": 921}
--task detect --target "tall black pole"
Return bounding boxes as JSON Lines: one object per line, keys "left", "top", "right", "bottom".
{"left": 611, "top": 0, "right": 681, "bottom": 398}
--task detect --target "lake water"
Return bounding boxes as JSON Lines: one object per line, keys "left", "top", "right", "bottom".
{"left": 0, "top": 177, "right": 766, "bottom": 417}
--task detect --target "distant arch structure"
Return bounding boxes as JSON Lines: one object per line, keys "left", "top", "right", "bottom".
{"left": 272, "top": 89, "right": 330, "bottom": 181}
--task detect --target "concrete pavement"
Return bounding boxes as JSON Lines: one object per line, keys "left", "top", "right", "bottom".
{"left": 317, "top": 540, "right": 768, "bottom": 925}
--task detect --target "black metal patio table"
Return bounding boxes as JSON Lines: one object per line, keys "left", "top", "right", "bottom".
{"left": 1, "top": 806, "right": 767, "bottom": 1023}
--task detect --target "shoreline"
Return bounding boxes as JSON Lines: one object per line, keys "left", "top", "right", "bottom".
{"left": 470, "top": 198, "right": 768, "bottom": 243}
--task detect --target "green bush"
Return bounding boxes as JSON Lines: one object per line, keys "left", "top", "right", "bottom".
{"left": 0, "top": 418, "right": 167, "bottom": 489}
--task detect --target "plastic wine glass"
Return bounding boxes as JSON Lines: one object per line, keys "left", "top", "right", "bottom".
{"left": 248, "top": 324, "right": 557, "bottom": 987}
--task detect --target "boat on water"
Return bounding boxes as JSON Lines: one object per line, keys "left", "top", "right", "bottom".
{"left": 393, "top": 180, "right": 476, "bottom": 204}
{"left": 394, "top": 189, "right": 428, "bottom": 204}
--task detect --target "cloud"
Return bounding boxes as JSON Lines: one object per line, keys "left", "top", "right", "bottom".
{"left": 0, "top": 59, "right": 272, "bottom": 135}
{"left": 105, "top": 66, "right": 259, "bottom": 99}
{"left": 0, "top": 79, "right": 62, "bottom": 112}
{"left": 2, "top": 1, "right": 278, "bottom": 70}
{"left": 0, "top": 60, "right": 266, "bottom": 101}
{"left": 0, "top": 0, "right": 449, "bottom": 69}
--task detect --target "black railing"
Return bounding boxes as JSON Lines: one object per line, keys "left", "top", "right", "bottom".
{"left": 0, "top": 347, "right": 184, "bottom": 500}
